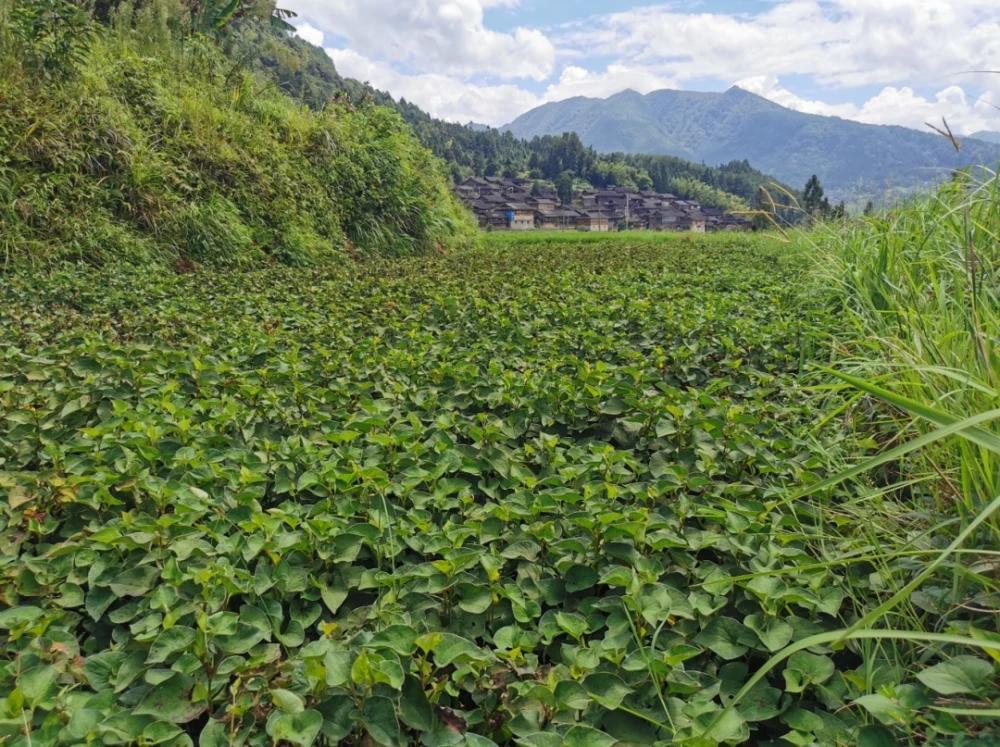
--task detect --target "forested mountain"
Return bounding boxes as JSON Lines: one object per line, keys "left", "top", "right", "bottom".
{"left": 504, "top": 87, "right": 1000, "bottom": 200}
{"left": 971, "top": 131, "right": 1000, "bottom": 144}
{"left": 232, "top": 26, "right": 791, "bottom": 210}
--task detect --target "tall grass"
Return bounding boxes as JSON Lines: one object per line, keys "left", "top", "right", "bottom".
{"left": 819, "top": 167, "right": 998, "bottom": 530}
{"left": 713, "top": 169, "right": 1000, "bottom": 741}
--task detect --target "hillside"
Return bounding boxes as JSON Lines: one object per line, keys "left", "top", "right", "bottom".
{"left": 231, "top": 25, "right": 790, "bottom": 211}
{"left": 504, "top": 87, "right": 1000, "bottom": 199}
{"left": 0, "top": 3, "right": 472, "bottom": 267}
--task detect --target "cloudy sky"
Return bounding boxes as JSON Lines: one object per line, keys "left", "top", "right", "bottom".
{"left": 285, "top": 1, "right": 1000, "bottom": 135}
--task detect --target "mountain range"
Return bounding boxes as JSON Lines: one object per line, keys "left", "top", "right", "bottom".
{"left": 972, "top": 131, "right": 1000, "bottom": 145}
{"left": 504, "top": 88, "right": 1000, "bottom": 199}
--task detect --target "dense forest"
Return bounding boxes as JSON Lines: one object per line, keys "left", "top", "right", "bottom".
{"left": 232, "top": 25, "right": 795, "bottom": 212}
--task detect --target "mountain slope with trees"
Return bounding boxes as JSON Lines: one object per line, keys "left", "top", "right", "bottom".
{"left": 504, "top": 87, "right": 1000, "bottom": 200}
{"left": 971, "top": 131, "right": 1000, "bottom": 145}
{"left": 231, "top": 26, "right": 791, "bottom": 211}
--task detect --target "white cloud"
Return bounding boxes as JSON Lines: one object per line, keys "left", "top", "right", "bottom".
{"left": 544, "top": 65, "right": 679, "bottom": 101}
{"left": 560, "top": 0, "right": 1000, "bottom": 91}
{"left": 293, "top": 22, "right": 324, "bottom": 48}
{"left": 325, "top": 49, "right": 683, "bottom": 125}
{"left": 327, "top": 48, "right": 542, "bottom": 125}
{"left": 737, "top": 75, "right": 1000, "bottom": 135}
{"left": 288, "top": 0, "right": 555, "bottom": 81}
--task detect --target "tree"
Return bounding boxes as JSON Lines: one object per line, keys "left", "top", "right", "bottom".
{"left": 803, "top": 175, "right": 827, "bottom": 216}
{"left": 863, "top": 200, "right": 875, "bottom": 216}
{"left": 556, "top": 171, "right": 575, "bottom": 206}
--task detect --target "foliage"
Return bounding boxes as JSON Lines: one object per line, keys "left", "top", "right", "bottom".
{"left": 92, "top": 0, "right": 296, "bottom": 34}
{"left": 0, "top": 13, "right": 473, "bottom": 267}
{"left": 802, "top": 175, "right": 828, "bottom": 216}
{"left": 0, "top": 233, "right": 887, "bottom": 746}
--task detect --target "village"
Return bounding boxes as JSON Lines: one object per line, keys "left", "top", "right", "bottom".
{"left": 456, "top": 176, "right": 752, "bottom": 233}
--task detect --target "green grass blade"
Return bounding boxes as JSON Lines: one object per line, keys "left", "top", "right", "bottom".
{"left": 825, "top": 368, "right": 1000, "bottom": 455}
{"left": 790, "top": 407, "right": 1000, "bottom": 500}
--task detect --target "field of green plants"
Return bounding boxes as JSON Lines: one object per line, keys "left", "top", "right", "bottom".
{"left": 2, "top": 222, "right": 998, "bottom": 745}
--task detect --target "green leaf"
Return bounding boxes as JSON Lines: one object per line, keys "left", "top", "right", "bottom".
{"left": 562, "top": 725, "right": 617, "bottom": 747}
{"left": 853, "top": 694, "right": 907, "bottom": 725}
{"left": 857, "top": 725, "right": 898, "bottom": 747}
{"left": 19, "top": 664, "right": 57, "bottom": 702}
{"left": 135, "top": 673, "right": 203, "bottom": 723}
{"left": 695, "top": 617, "right": 757, "bottom": 660}
{"left": 147, "top": 626, "right": 197, "bottom": 664}
{"left": 268, "top": 709, "right": 324, "bottom": 747}
{"left": 744, "top": 613, "right": 794, "bottom": 653}
{"left": 362, "top": 695, "right": 400, "bottom": 746}
{"left": 324, "top": 650, "right": 353, "bottom": 688}
{"left": 399, "top": 677, "right": 435, "bottom": 732}
{"left": 272, "top": 688, "right": 305, "bottom": 714}
{"left": 199, "top": 719, "right": 229, "bottom": 747}
{"left": 320, "top": 585, "right": 348, "bottom": 614}
{"left": 140, "top": 720, "right": 186, "bottom": 744}
{"left": 583, "top": 672, "right": 632, "bottom": 710}
{"left": 554, "top": 680, "right": 590, "bottom": 710}
{"left": 464, "top": 735, "right": 500, "bottom": 747}
{"left": 783, "top": 651, "right": 835, "bottom": 693}
{"left": 369, "top": 624, "right": 418, "bottom": 656}
{"left": 564, "top": 565, "right": 598, "bottom": 593}
{"left": 555, "top": 611, "right": 589, "bottom": 640}
{"left": 600, "top": 398, "right": 627, "bottom": 416}
{"left": 916, "top": 656, "right": 995, "bottom": 695}
{"left": 457, "top": 583, "right": 493, "bottom": 614}
{"left": 737, "top": 682, "right": 782, "bottom": 722}
{"left": 432, "top": 633, "right": 489, "bottom": 666}
{"left": 110, "top": 565, "right": 159, "bottom": 597}
{"left": 0, "top": 606, "right": 41, "bottom": 628}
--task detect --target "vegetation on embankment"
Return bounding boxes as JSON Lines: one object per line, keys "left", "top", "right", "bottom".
{"left": 779, "top": 167, "right": 1000, "bottom": 742}
{"left": 0, "top": 0, "right": 473, "bottom": 269}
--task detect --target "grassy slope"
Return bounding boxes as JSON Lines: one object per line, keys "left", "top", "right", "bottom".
{"left": 0, "top": 13, "right": 473, "bottom": 268}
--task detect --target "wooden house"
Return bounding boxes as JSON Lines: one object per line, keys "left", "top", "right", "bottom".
{"left": 504, "top": 203, "right": 536, "bottom": 231}
{"left": 576, "top": 212, "right": 611, "bottom": 232}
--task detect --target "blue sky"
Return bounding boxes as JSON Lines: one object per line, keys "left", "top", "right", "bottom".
{"left": 286, "top": 1, "right": 1000, "bottom": 135}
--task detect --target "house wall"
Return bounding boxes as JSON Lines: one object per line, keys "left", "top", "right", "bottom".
{"left": 510, "top": 211, "right": 534, "bottom": 231}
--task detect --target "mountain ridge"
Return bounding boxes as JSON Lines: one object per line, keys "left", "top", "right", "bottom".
{"left": 971, "top": 131, "right": 1000, "bottom": 145}
{"left": 504, "top": 87, "right": 1000, "bottom": 199}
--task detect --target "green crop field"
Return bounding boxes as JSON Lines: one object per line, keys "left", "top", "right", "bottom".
{"left": 2, "top": 223, "right": 998, "bottom": 746}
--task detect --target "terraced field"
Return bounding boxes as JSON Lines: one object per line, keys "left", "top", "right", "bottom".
{"left": 0, "top": 234, "right": 983, "bottom": 745}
